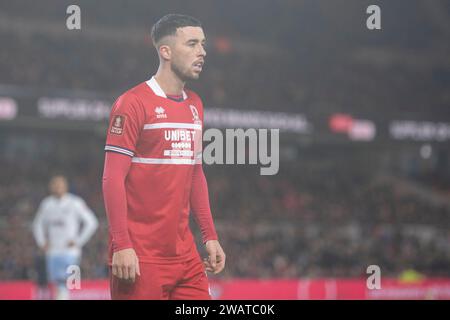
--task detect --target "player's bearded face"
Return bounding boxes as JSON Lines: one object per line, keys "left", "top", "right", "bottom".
{"left": 170, "top": 27, "right": 206, "bottom": 81}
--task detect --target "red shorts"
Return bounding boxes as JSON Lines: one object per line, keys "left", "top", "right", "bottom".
{"left": 110, "top": 255, "right": 211, "bottom": 300}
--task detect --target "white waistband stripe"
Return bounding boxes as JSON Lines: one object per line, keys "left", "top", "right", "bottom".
{"left": 144, "top": 123, "right": 201, "bottom": 130}
{"left": 132, "top": 157, "right": 198, "bottom": 165}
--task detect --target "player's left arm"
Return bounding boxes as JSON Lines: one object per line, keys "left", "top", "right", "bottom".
{"left": 191, "top": 164, "right": 226, "bottom": 274}
{"left": 73, "top": 199, "right": 99, "bottom": 247}
{"left": 32, "top": 201, "right": 49, "bottom": 251}
{"left": 190, "top": 95, "right": 225, "bottom": 274}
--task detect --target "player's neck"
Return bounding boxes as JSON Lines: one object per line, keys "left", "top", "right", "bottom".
{"left": 154, "top": 69, "right": 185, "bottom": 96}
{"left": 52, "top": 193, "right": 66, "bottom": 199}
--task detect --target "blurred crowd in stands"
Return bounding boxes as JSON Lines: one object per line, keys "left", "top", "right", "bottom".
{"left": 0, "top": 132, "right": 448, "bottom": 282}
{"left": 1, "top": 29, "right": 448, "bottom": 120}
{"left": 0, "top": 0, "right": 449, "bottom": 283}
{"left": 1, "top": 1, "right": 449, "bottom": 119}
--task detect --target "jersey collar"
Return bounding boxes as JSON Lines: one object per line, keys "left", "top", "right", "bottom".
{"left": 146, "top": 76, "right": 188, "bottom": 100}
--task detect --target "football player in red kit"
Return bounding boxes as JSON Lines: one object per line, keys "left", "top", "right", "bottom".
{"left": 102, "top": 14, "right": 226, "bottom": 300}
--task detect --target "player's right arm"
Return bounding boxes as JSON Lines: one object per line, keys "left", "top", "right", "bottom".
{"left": 102, "top": 92, "right": 145, "bottom": 282}
{"left": 32, "top": 200, "right": 49, "bottom": 252}
{"left": 103, "top": 152, "right": 140, "bottom": 281}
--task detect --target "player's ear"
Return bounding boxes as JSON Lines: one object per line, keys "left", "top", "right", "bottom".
{"left": 158, "top": 44, "right": 171, "bottom": 61}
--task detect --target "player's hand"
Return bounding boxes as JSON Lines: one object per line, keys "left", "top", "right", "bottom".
{"left": 67, "top": 240, "right": 76, "bottom": 248}
{"left": 112, "top": 248, "right": 141, "bottom": 282}
{"left": 204, "top": 240, "right": 226, "bottom": 274}
{"left": 42, "top": 242, "right": 49, "bottom": 253}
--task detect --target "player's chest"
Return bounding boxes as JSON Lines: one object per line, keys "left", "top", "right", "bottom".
{"left": 145, "top": 102, "right": 201, "bottom": 124}
{"left": 137, "top": 102, "right": 202, "bottom": 153}
{"left": 46, "top": 208, "right": 77, "bottom": 228}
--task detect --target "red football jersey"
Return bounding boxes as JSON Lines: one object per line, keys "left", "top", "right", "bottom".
{"left": 105, "top": 77, "right": 204, "bottom": 263}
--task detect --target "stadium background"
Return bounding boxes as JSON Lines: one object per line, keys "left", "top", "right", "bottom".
{"left": 0, "top": 0, "right": 449, "bottom": 299}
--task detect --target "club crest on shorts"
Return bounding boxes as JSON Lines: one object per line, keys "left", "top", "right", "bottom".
{"left": 189, "top": 105, "right": 201, "bottom": 124}
{"left": 110, "top": 114, "right": 126, "bottom": 135}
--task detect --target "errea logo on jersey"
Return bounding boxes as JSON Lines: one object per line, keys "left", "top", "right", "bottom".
{"left": 155, "top": 106, "right": 167, "bottom": 119}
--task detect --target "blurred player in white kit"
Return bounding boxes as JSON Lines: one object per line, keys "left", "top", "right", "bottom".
{"left": 32, "top": 175, "right": 98, "bottom": 300}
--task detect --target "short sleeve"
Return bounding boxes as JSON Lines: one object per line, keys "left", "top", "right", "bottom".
{"left": 104, "top": 92, "right": 145, "bottom": 157}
